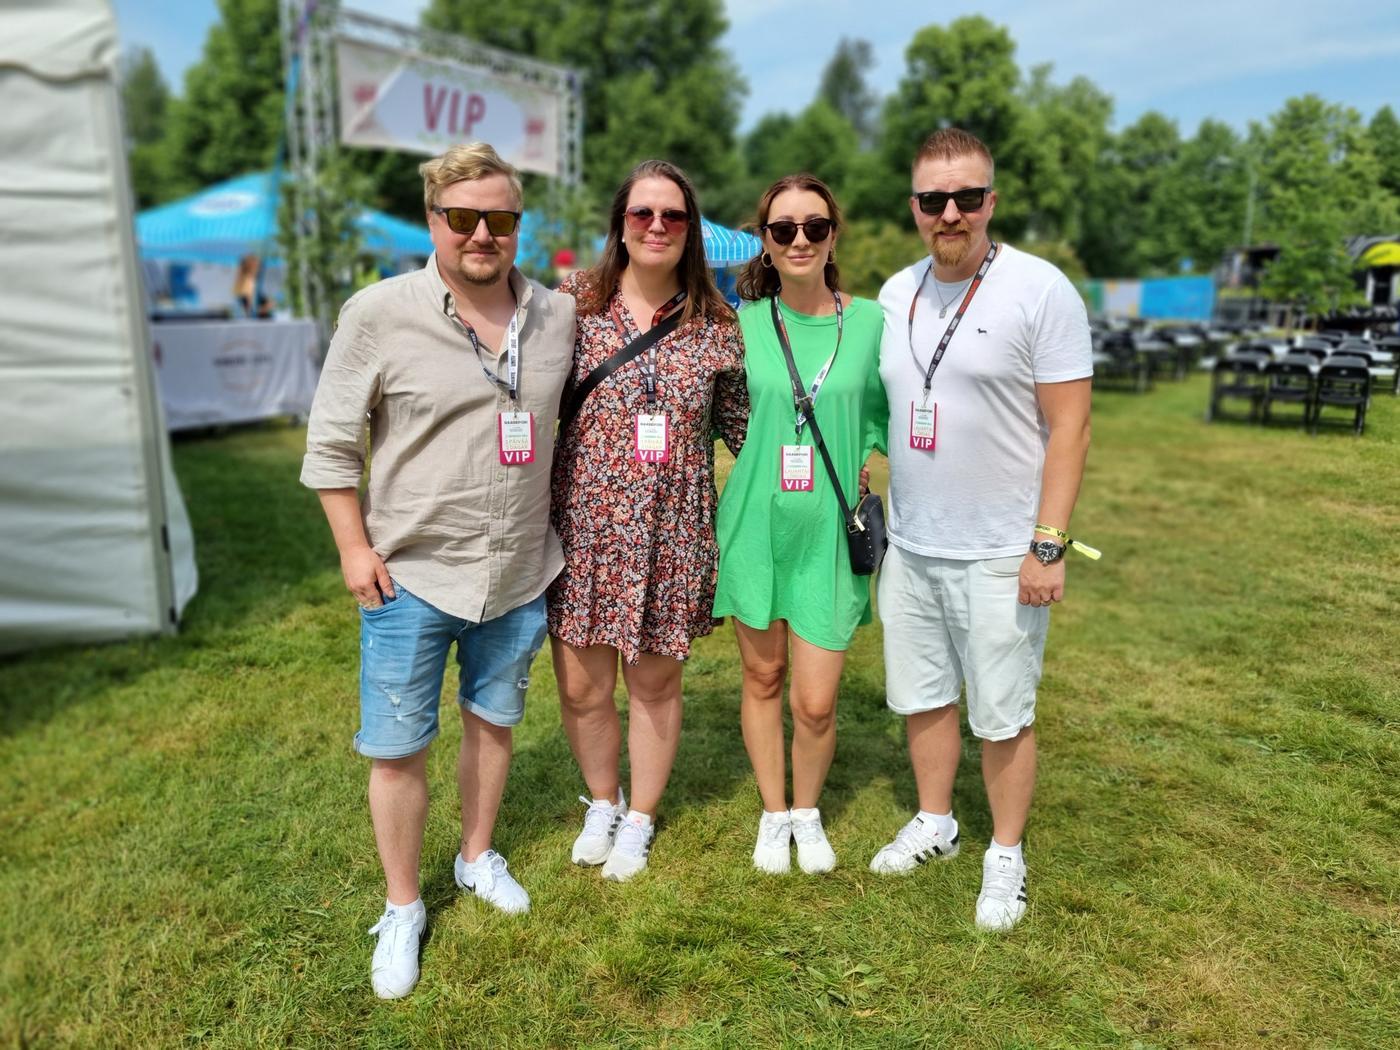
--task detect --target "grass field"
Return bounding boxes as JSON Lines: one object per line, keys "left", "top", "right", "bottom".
{"left": 2, "top": 374, "right": 1398, "bottom": 1048}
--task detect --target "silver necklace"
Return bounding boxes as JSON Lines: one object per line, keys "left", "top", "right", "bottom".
{"left": 935, "top": 277, "right": 972, "bottom": 319}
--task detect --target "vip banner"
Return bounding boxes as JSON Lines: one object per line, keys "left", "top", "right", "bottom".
{"left": 336, "top": 37, "right": 565, "bottom": 177}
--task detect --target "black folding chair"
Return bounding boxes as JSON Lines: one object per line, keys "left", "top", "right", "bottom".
{"left": 1293, "top": 345, "right": 1328, "bottom": 363}
{"left": 1374, "top": 336, "right": 1400, "bottom": 395}
{"left": 1311, "top": 363, "right": 1371, "bottom": 435}
{"left": 1262, "top": 360, "right": 1315, "bottom": 426}
{"left": 1207, "top": 353, "right": 1268, "bottom": 422}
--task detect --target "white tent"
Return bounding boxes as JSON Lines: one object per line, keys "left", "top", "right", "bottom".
{"left": 0, "top": 0, "right": 197, "bottom": 652}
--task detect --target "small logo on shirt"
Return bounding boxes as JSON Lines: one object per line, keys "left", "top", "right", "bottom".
{"left": 976, "top": 328, "right": 988, "bottom": 335}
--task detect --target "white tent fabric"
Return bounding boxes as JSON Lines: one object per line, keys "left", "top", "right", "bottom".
{"left": 0, "top": 0, "right": 197, "bottom": 652}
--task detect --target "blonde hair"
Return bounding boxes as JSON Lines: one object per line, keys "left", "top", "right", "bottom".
{"left": 419, "top": 142, "right": 522, "bottom": 211}
{"left": 913, "top": 127, "right": 996, "bottom": 186}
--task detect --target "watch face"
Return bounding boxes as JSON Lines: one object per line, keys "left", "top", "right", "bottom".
{"left": 1031, "top": 540, "right": 1065, "bottom": 565}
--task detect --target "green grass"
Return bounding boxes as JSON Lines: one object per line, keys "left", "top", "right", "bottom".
{"left": 2, "top": 375, "right": 1397, "bottom": 1048}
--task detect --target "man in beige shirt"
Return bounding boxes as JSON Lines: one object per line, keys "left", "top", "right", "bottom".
{"left": 301, "top": 143, "right": 575, "bottom": 999}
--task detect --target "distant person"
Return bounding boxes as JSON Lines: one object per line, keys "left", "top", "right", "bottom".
{"left": 232, "top": 253, "right": 271, "bottom": 318}
{"left": 549, "top": 159, "right": 748, "bottom": 882}
{"left": 712, "top": 174, "right": 887, "bottom": 875}
{"left": 301, "top": 142, "right": 575, "bottom": 998}
{"left": 869, "top": 127, "right": 1094, "bottom": 932}
{"left": 551, "top": 247, "right": 579, "bottom": 287}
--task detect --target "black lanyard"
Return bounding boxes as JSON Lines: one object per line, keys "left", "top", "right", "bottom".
{"left": 907, "top": 242, "right": 997, "bottom": 401}
{"left": 443, "top": 294, "right": 520, "bottom": 402}
{"left": 768, "top": 289, "right": 844, "bottom": 437}
{"left": 610, "top": 290, "right": 687, "bottom": 407}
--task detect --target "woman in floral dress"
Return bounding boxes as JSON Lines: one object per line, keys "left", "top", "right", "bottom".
{"left": 549, "top": 159, "right": 748, "bottom": 882}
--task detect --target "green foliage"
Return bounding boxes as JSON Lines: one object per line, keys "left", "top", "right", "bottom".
{"left": 1077, "top": 111, "right": 1181, "bottom": 277}
{"left": 157, "top": 0, "right": 284, "bottom": 202}
{"left": 816, "top": 38, "right": 877, "bottom": 148}
{"left": 277, "top": 154, "right": 368, "bottom": 326}
{"left": 120, "top": 47, "right": 171, "bottom": 208}
{"left": 423, "top": 0, "right": 744, "bottom": 213}
{"left": 1367, "top": 105, "right": 1400, "bottom": 198}
{"left": 1014, "top": 239, "right": 1089, "bottom": 285}
{"left": 835, "top": 219, "right": 926, "bottom": 299}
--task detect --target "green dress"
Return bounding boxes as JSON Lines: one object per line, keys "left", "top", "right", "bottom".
{"left": 713, "top": 296, "right": 889, "bottom": 650}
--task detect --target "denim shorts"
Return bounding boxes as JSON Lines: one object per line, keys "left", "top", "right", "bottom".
{"left": 354, "top": 582, "right": 548, "bottom": 759}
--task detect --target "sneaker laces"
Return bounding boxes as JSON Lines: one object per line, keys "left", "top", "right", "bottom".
{"left": 613, "top": 820, "right": 650, "bottom": 857}
{"left": 579, "top": 796, "right": 619, "bottom": 836}
{"left": 890, "top": 818, "right": 937, "bottom": 858}
{"left": 757, "top": 814, "right": 791, "bottom": 849}
{"left": 981, "top": 854, "right": 1022, "bottom": 899}
{"left": 791, "top": 815, "right": 826, "bottom": 845}
{"left": 467, "top": 849, "right": 510, "bottom": 891}
{"left": 368, "top": 907, "right": 418, "bottom": 956}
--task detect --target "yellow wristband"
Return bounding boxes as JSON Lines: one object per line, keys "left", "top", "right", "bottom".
{"left": 1035, "top": 524, "right": 1102, "bottom": 561}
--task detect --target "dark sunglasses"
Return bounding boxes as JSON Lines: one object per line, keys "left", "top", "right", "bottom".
{"left": 761, "top": 218, "right": 834, "bottom": 246}
{"left": 624, "top": 206, "right": 690, "bottom": 234}
{"left": 431, "top": 206, "right": 521, "bottom": 236}
{"left": 914, "top": 187, "right": 991, "bottom": 215}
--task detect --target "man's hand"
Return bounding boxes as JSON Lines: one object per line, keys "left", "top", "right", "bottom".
{"left": 1018, "top": 553, "right": 1065, "bottom": 607}
{"left": 341, "top": 544, "right": 394, "bottom": 608}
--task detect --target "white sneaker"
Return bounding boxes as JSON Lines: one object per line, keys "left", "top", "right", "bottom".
{"left": 975, "top": 848, "right": 1028, "bottom": 932}
{"left": 368, "top": 902, "right": 426, "bottom": 999}
{"left": 572, "top": 794, "right": 625, "bottom": 866}
{"left": 869, "top": 815, "right": 960, "bottom": 875}
{"left": 790, "top": 809, "right": 836, "bottom": 874}
{"left": 601, "top": 816, "right": 653, "bottom": 882}
{"left": 454, "top": 849, "right": 530, "bottom": 914}
{"left": 752, "top": 811, "right": 792, "bottom": 874}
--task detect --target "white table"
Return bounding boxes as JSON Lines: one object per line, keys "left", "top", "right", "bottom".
{"left": 151, "top": 319, "right": 320, "bottom": 431}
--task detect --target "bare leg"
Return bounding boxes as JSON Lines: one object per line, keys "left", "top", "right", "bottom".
{"left": 907, "top": 705, "right": 962, "bottom": 814}
{"left": 619, "top": 653, "right": 685, "bottom": 816}
{"left": 982, "top": 726, "right": 1037, "bottom": 845}
{"left": 788, "top": 631, "right": 846, "bottom": 810}
{"left": 734, "top": 620, "right": 790, "bottom": 813}
{"left": 458, "top": 709, "right": 513, "bottom": 861}
{"left": 368, "top": 749, "right": 429, "bottom": 905}
{"left": 552, "top": 637, "right": 622, "bottom": 802}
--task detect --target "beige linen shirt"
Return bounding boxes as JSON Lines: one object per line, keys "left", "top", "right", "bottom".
{"left": 301, "top": 254, "right": 575, "bottom": 622}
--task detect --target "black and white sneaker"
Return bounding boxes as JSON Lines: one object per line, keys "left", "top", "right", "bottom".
{"left": 975, "top": 849, "right": 1028, "bottom": 931}
{"left": 869, "top": 815, "right": 960, "bottom": 874}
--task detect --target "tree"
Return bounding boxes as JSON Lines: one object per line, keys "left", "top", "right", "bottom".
{"left": 1366, "top": 105, "right": 1400, "bottom": 199}
{"left": 1015, "top": 68, "right": 1113, "bottom": 245}
{"left": 119, "top": 47, "right": 171, "bottom": 207}
{"left": 1076, "top": 111, "right": 1180, "bottom": 277}
{"left": 423, "top": 0, "right": 745, "bottom": 214}
{"left": 1137, "top": 119, "right": 1248, "bottom": 275}
{"left": 158, "top": 0, "right": 284, "bottom": 201}
{"left": 817, "top": 38, "right": 877, "bottom": 148}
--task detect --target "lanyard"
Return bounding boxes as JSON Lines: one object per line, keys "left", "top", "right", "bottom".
{"left": 907, "top": 242, "right": 998, "bottom": 403}
{"left": 610, "top": 290, "right": 687, "bottom": 407}
{"left": 444, "top": 294, "right": 521, "bottom": 402}
{"left": 769, "top": 289, "right": 843, "bottom": 437}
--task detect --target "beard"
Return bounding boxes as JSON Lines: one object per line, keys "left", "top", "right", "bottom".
{"left": 452, "top": 247, "right": 509, "bottom": 287}
{"left": 927, "top": 221, "right": 972, "bottom": 268}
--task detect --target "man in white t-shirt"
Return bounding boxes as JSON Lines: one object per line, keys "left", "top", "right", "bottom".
{"left": 869, "top": 127, "right": 1093, "bottom": 932}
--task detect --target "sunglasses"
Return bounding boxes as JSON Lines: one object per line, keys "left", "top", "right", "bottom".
{"left": 624, "top": 206, "right": 690, "bottom": 234}
{"left": 914, "top": 187, "right": 991, "bottom": 215}
{"left": 431, "top": 206, "right": 521, "bottom": 236}
{"left": 761, "top": 218, "right": 834, "bottom": 246}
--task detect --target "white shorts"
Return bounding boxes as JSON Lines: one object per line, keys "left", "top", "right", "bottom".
{"left": 877, "top": 543, "right": 1049, "bottom": 741}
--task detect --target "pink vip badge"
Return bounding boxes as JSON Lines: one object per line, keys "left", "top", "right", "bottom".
{"left": 779, "top": 444, "right": 814, "bottom": 491}
{"left": 498, "top": 411, "right": 535, "bottom": 464}
{"left": 634, "top": 412, "right": 670, "bottom": 463}
{"left": 909, "top": 402, "right": 937, "bottom": 451}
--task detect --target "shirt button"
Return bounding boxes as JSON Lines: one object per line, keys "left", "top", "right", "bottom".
{"left": 496, "top": 471, "right": 505, "bottom": 481}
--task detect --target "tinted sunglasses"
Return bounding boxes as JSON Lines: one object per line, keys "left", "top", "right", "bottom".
{"left": 625, "top": 206, "right": 690, "bottom": 234}
{"left": 761, "top": 218, "right": 834, "bottom": 246}
{"left": 914, "top": 187, "right": 991, "bottom": 215}
{"left": 431, "top": 206, "right": 521, "bottom": 236}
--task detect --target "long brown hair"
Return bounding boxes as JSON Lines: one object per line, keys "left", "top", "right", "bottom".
{"left": 572, "top": 159, "right": 734, "bottom": 327}
{"left": 735, "top": 173, "right": 844, "bottom": 302}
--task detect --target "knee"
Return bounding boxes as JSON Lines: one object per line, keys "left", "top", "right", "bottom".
{"left": 745, "top": 662, "right": 787, "bottom": 702}
{"left": 558, "top": 683, "right": 614, "bottom": 717}
{"left": 370, "top": 751, "right": 426, "bottom": 782}
{"left": 790, "top": 694, "right": 835, "bottom": 735}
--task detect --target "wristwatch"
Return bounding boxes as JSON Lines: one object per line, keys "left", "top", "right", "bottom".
{"left": 1029, "top": 539, "right": 1065, "bottom": 565}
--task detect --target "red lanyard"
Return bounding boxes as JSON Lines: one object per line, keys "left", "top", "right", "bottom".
{"left": 907, "top": 242, "right": 998, "bottom": 399}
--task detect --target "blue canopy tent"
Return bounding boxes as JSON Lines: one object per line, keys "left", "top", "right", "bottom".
{"left": 136, "top": 171, "right": 435, "bottom": 264}
{"left": 700, "top": 217, "right": 761, "bottom": 267}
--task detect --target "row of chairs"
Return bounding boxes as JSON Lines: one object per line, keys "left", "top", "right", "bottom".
{"left": 1208, "top": 350, "right": 1372, "bottom": 434}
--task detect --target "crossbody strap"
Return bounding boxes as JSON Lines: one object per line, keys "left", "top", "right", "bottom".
{"left": 769, "top": 297, "right": 861, "bottom": 532}
{"left": 558, "top": 312, "right": 682, "bottom": 431}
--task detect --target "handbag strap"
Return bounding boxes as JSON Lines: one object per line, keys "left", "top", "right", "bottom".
{"left": 769, "top": 297, "right": 863, "bottom": 534}
{"left": 558, "top": 311, "right": 682, "bottom": 430}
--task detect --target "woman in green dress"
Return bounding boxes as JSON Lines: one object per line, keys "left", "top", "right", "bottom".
{"left": 713, "top": 174, "right": 888, "bottom": 875}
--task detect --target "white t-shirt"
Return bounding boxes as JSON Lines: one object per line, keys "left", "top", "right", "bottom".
{"left": 878, "top": 243, "right": 1092, "bottom": 559}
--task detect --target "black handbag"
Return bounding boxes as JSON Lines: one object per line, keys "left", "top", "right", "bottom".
{"left": 770, "top": 297, "right": 887, "bottom": 576}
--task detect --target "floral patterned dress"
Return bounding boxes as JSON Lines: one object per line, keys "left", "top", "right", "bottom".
{"left": 549, "top": 275, "right": 748, "bottom": 663}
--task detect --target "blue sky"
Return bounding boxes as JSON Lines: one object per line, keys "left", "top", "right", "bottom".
{"left": 111, "top": 0, "right": 1400, "bottom": 135}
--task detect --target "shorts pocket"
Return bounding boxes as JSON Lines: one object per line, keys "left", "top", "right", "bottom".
{"left": 977, "top": 554, "right": 1026, "bottom": 577}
